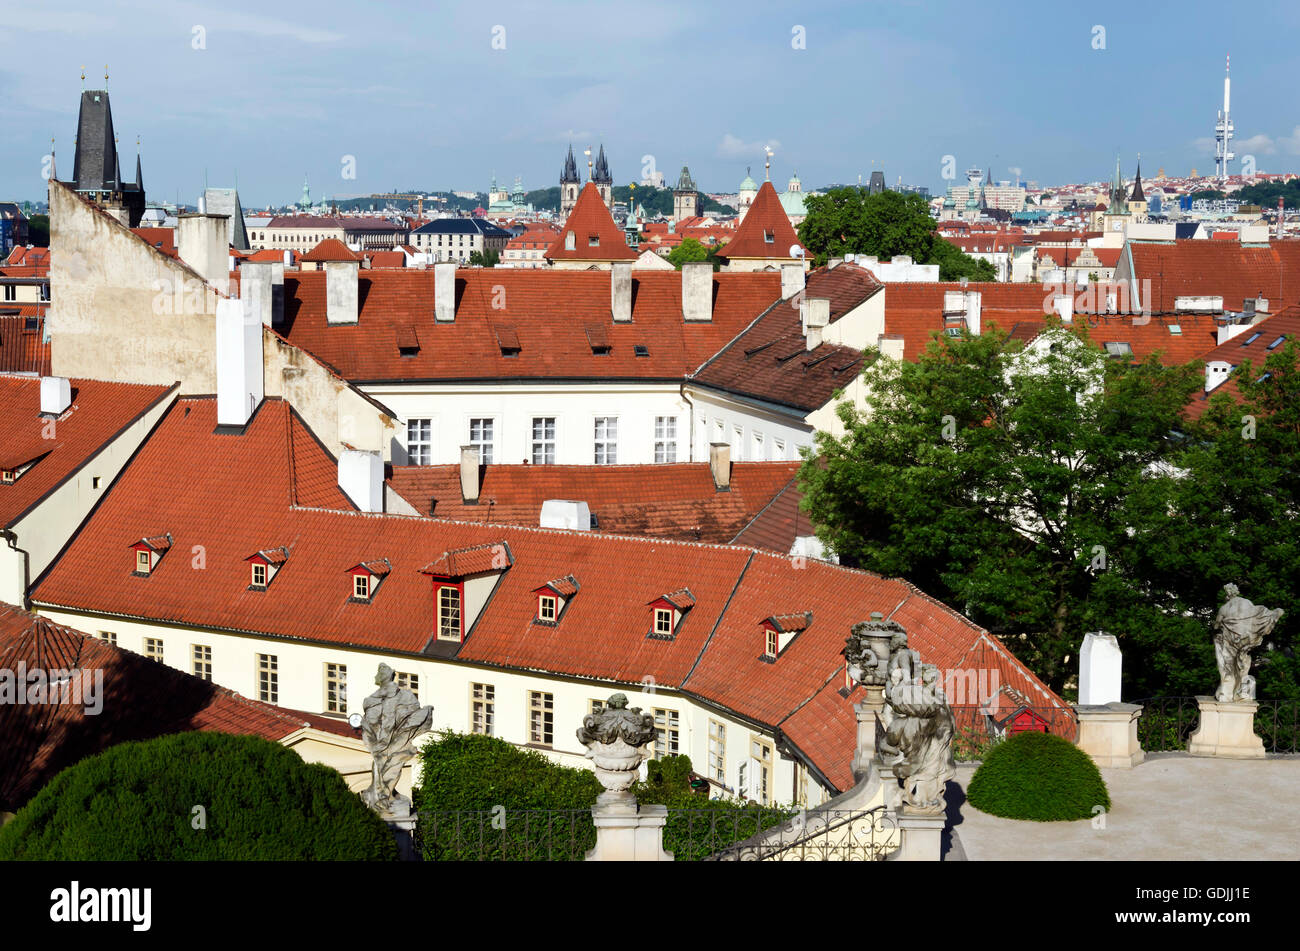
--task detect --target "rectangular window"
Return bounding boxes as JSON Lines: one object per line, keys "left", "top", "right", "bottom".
{"left": 395, "top": 672, "right": 419, "bottom": 699}
{"left": 469, "top": 418, "right": 494, "bottom": 464}
{"left": 529, "top": 691, "right": 554, "bottom": 747}
{"left": 766, "top": 629, "right": 779, "bottom": 658}
{"left": 98, "top": 631, "right": 117, "bottom": 646}
{"left": 354, "top": 574, "right": 371, "bottom": 600}
{"left": 2, "top": 286, "right": 14, "bottom": 302}
{"left": 589, "top": 699, "right": 606, "bottom": 716}
{"left": 731, "top": 426, "right": 743, "bottom": 460}
{"left": 136, "top": 549, "right": 151, "bottom": 573}
{"left": 654, "top": 608, "right": 673, "bottom": 636}
{"left": 539, "top": 594, "right": 557, "bottom": 622}
{"left": 144, "top": 638, "right": 164, "bottom": 663}
{"left": 325, "top": 663, "right": 347, "bottom": 715}
{"left": 192, "top": 645, "right": 212, "bottom": 681}
{"left": 407, "top": 418, "right": 432, "bottom": 466}
{"left": 531, "top": 417, "right": 556, "bottom": 465}
{"left": 654, "top": 416, "right": 677, "bottom": 464}
{"left": 438, "top": 585, "right": 462, "bottom": 641}
{"left": 752, "top": 738, "right": 773, "bottom": 804}
{"left": 653, "top": 708, "right": 680, "bottom": 759}
{"left": 752, "top": 431, "right": 764, "bottom": 460}
{"left": 471, "top": 683, "right": 495, "bottom": 735}
{"left": 708, "top": 720, "right": 727, "bottom": 783}
{"left": 594, "top": 417, "right": 617, "bottom": 465}
{"left": 774, "top": 438, "right": 786, "bottom": 460}
{"left": 258, "top": 654, "right": 279, "bottom": 704}
{"left": 251, "top": 563, "right": 267, "bottom": 588}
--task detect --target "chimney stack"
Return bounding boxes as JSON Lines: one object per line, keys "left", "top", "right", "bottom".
{"left": 1052, "top": 293, "right": 1074, "bottom": 324}
{"left": 804, "top": 297, "right": 830, "bottom": 350}
{"left": 709, "top": 442, "right": 731, "bottom": 491}
{"left": 828, "top": 257, "right": 843, "bottom": 269}
{"left": 39, "top": 376, "right": 72, "bottom": 415}
{"left": 339, "top": 450, "right": 384, "bottom": 513}
{"left": 682, "top": 261, "right": 712, "bottom": 322}
{"left": 459, "top": 445, "right": 480, "bottom": 503}
{"left": 270, "top": 260, "right": 285, "bottom": 325}
{"left": 241, "top": 261, "right": 274, "bottom": 327}
{"left": 964, "top": 290, "right": 982, "bottom": 336}
{"left": 539, "top": 499, "right": 591, "bottom": 531}
{"left": 177, "top": 213, "right": 232, "bottom": 290}
{"left": 611, "top": 261, "right": 633, "bottom": 322}
{"left": 780, "top": 263, "right": 805, "bottom": 300}
{"left": 324, "top": 260, "right": 359, "bottom": 325}
{"left": 215, "top": 297, "right": 263, "bottom": 428}
{"left": 435, "top": 262, "right": 457, "bottom": 322}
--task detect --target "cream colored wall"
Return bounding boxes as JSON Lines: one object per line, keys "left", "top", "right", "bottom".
{"left": 821, "top": 292, "right": 885, "bottom": 351}
{"left": 2, "top": 387, "right": 177, "bottom": 603}
{"left": 34, "top": 606, "right": 831, "bottom": 806}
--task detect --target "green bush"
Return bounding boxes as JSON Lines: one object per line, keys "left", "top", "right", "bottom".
{"left": 966, "top": 731, "right": 1110, "bottom": 822}
{"left": 0, "top": 732, "right": 397, "bottom": 860}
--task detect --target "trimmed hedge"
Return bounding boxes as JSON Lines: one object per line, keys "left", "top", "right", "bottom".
{"left": 966, "top": 731, "right": 1110, "bottom": 822}
{"left": 0, "top": 732, "right": 397, "bottom": 860}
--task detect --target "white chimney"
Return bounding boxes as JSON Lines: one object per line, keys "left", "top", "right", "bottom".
{"left": 682, "top": 261, "right": 712, "bottom": 322}
{"left": 804, "top": 297, "right": 830, "bottom": 350}
{"left": 324, "top": 260, "right": 359, "bottom": 325}
{"left": 39, "top": 376, "right": 72, "bottom": 415}
{"left": 709, "top": 442, "right": 731, "bottom": 491}
{"left": 339, "top": 450, "right": 383, "bottom": 513}
{"left": 1206, "top": 360, "right": 1232, "bottom": 392}
{"left": 611, "top": 262, "right": 633, "bottom": 322}
{"left": 828, "top": 257, "right": 843, "bottom": 269}
{"left": 1078, "top": 631, "right": 1122, "bottom": 705}
{"left": 459, "top": 445, "right": 480, "bottom": 504}
{"left": 177, "top": 213, "right": 232, "bottom": 289}
{"left": 435, "top": 262, "right": 456, "bottom": 322}
{"left": 965, "top": 290, "right": 982, "bottom": 336}
{"left": 539, "top": 499, "right": 591, "bottom": 531}
{"left": 215, "top": 297, "right": 263, "bottom": 427}
{"left": 241, "top": 261, "right": 274, "bottom": 327}
{"left": 1217, "top": 322, "right": 1248, "bottom": 345}
{"left": 780, "top": 263, "right": 805, "bottom": 300}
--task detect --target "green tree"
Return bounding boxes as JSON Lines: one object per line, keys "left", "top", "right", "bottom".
{"left": 0, "top": 732, "right": 397, "bottom": 860}
{"left": 468, "top": 248, "right": 499, "bottom": 267}
{"left": 27, "top": 214, "right": 49, "bottom": 247}
{"left": 796, "top": 186, "right": 992, "bottom": 279}
{"left": 799, "top": 324, "right": 1205, "bottom": 694}
{"left": 666, "top": 237, "right": 722, "bottom": 270}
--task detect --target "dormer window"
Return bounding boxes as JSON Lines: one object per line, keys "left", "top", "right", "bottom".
{"left": 565, "top": 231, "right": 576, "bottom": 250}
{"left": 532, "top": 576, "right": 579, "bottom": 626}
{"left": 589, "top": 235, "right": 600, "bottom": 247}
{"left": 765, "top": 629, "right": 779, "bottom": 660}
{"left": 760, "top": 612, "right": 813, "bottom": 662}
{"left": 246, "top": 547, "right": 289, "bottom": 590}
{"left": 420, "top": 542, "right": 513, "bottom": 644}
{"left": 130, "top": 534, "right": 173, "bottom": 576}
{"left": 349, "top": 559, "right": 392, "bottom": 603}
{"left": 764, "top": 230, "right": 774, "bottom": 244}
{"left": 647, "top": 588, "right": 695, "bottom": 640}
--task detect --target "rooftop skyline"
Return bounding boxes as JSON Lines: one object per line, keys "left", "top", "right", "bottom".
{"left": 3, "top": 0, "right": 1300, "bottom": 207}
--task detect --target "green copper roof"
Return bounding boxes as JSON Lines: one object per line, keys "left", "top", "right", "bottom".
{"left": 739, "top": 171, "right": 758, "bottom": 192}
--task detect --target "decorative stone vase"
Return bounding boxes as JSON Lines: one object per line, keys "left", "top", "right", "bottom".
{"left": 576, "top": 693, "right": 659, "bottom": 806}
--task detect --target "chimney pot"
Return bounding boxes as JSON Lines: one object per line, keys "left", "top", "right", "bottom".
{"left": 459, "top": 445, "right": 480, "bottom": 503}
{"left": 708, "top": 441, "right": 731, "bottom": 491}
{"left": 780, "top": 262, "right": 805, "bottom": 300}
{"left": 682, "top": 261, "right": 713, "bottom": 322}
{"left": 804, "top": 297, "right": 830, "bottom": 350}
{"left": 435, "top": 262, "right": 457, "bottom": 322}
{"left": 39, "top": 376, "right": 72, "bottom": 415}
{"left": 178, "top": 213, "right": 232, "bottom": 289}
{"left": 611, "top": 261, "right": 633, "bottom": 322}
{"left": 324, "top": 260, "right": 359, "bottom": 325}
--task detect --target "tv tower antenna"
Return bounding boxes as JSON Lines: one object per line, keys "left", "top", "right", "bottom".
{"left": 1214, "top": 54, "right": 1234, "bottom": 182}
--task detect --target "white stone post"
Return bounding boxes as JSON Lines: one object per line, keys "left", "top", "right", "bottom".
{"left": 1073, "top": 632, "right": 1145, "bottom": 768}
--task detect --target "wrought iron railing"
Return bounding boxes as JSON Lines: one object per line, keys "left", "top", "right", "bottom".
{"left": 416, "top": 809, "right": 594, "bottom": 861}
{"left": 1133, "top": 696, "right": 1300, "bottom": 754}
{"left": 702, "top": 806, "right": 898, "bottom": 861}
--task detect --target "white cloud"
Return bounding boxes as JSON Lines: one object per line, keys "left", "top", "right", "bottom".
{"left": 1277, "top": 126, "right": 1300, "bottom": 155}
{"left": 1236, "top": 134, "right": 1277, "bottom": 156}
{"left": 717, "top": 133, "right": 782, "bottom": 160}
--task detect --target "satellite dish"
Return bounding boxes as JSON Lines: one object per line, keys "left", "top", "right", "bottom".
{"left": 347, "top": 712, "right": 363, "bottom": 729}
{"left": 790, "top": 245, "right": 804, "bottom": 258}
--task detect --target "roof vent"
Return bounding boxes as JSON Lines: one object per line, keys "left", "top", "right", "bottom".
{"left": 539, "top": 499, "right": 591, "bottom": 531}
{"left": 39, "top": 376, "right": 72, "bottom": 416}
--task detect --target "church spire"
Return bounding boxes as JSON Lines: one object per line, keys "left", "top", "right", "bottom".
{"left": 561, "top": 144, "right": 579, "bottom": 184}
{"left": 1129, "top": 155, "right": 1145, "bottom": 202}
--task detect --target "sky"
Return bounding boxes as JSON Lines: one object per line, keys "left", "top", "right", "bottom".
{"left": 3, "top": 0, "right": 1300, "bottom": 209}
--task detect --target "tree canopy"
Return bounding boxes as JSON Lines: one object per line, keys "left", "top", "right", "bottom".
{"left": 667, "top": 236, "right": 722, "bottom": 270}
{"left": 799, "top": 325, "right": 1298, "bottom": 700}
{"left": 796, "top": 186, "right": 995, "bottom": 280}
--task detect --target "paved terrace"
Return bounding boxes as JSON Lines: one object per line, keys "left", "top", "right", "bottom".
{"left": 945, "top": 753, "right": 1300, "bottom": 860}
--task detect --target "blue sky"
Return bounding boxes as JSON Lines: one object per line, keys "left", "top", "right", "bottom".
{"left": 3, "top": 0, "right": 1299, "bottom": 208}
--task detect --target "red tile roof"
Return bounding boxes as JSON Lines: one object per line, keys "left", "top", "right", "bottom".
{"left": 5, "top": 247, "right": 50, "bottom": 270}
{"left": 387, "top": 460, "right": 800, "bottom": 542}
{"left": 0, "top": 314, "right": 51, "bottom": 374}
{"left": 0, "top": 602, "right": 331, "bottom": 811}
{"left": 546, "top": 183, "right": 637, "bottom": 262}
{"left": 0, "top": 375, "right": 175, "bottom": 528}
{"left": 1128, "top": 240, "right": 1300, "bottom": 315}
{"left": 130, "top": 227, "right": 177, "bottom": 257}
{"left": 718, "top": 181, "right": 804, "bottom": 261}
{"left": 30, "top": 397, "right": 1063, "bottom": 793}
{"left": 264, "top": 268, "right": 782, "bottom": 382}
{"left": 302, "top": 238, "right": 359, "bottom": 262}
{"left": 419, "top": 542, "right": 510, "bottom": 578}
{"left": 364, "top": 250, "right": 407, "bottom": 268}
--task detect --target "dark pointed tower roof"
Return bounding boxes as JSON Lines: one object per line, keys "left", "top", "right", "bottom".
{"left": 593, "top": 145, "right": 612, "bottom": 184}
{"left": 72, "top": 89, "right": 120, "bottom": 192}
{"left": 1129, "top": 158, "right": 1145, "bottom": 202}
{"left": 561, "top": 144, "right": 580, "bottom": 184}
{"left": 674, "top": 166, "right": 696, "bottom": 192}
{"left": 135, "top": 152, "right": 143, "bottom": 190}
{"left": 985, "top": 167, "right": 993, "bottom": 185}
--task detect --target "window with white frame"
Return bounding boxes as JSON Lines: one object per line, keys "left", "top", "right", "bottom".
{"left": 325, "top": 663, "right": 347, "bottom": 714}
{"left": 192, "top": 645, "right": 212, "bottom": 681}
{"left": 654, "top": 416, "right": 677, "bottom": 463}
{"left": 395, "top": 672, "right": 419, "bottom": 699}
{"left": 765, "top": 629, "right": 779, "bottom": 659}
{"left": 752, "top": 431, "right": 764, "bottom": 460}
{"left": 731, "top": 426, "right": 743, "bottom": 460}
{"left": 594, "top": 417, "right": 617, "bottom": 465}
{"left": 98, "top": 631, "right": 117, "bottom": 646}
{"left": 589, "top": 699, "right": 606, "bottom": 716}
{"left": 144, "top": 638, "right": 164, "bottom": 663}
{"left": 438, "top": 585, "right": 462, "bottom": 641}
{"left": 708, "top": 719, "right": 726, "bottom": 783}
{"left": 468, "top": 418, "right": 494, "bottom": 464}
{"left": 471, "top": 683, "right": 494, "bottom": 735}
{"left": 654, "top": 607, "right": 674, "bottom": 637}
{"left": 751, "top": 738, "right": 773, "bottom": 804}
{"left": 538, "top": 594, "right": 557, "bottom": 623}
{"left": 774, "top": 438, "right": 786, "bottom": 460}
{"left": 407, "top": 418, "right": 432, "bottom": 466}
{"left": 529, "top": 691, "right": 554, "bottom": 746}
{"left": 531, "top": 417, "right": 556, "bottom": 465}
{"left": 653, "top": 708, "right": 680, "bottom": 759}
{"left": 258, "top": 654, "right": 278, "bottom": 704}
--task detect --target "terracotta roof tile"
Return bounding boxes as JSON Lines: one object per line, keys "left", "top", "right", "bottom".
{"left": 301, "top": 238, "right": 359, "bottom": 262}
{"left": 718, "top": 181, "right": 803, "bottom": 261}
{"left": 545, "top": 183, "right": 637, "bottom": 262}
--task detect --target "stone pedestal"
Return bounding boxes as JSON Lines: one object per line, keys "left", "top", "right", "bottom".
{"left": 887, "top": 806, "right": 946, "bottom": 862}
{"left": 851, "top": 685, "right": 887, "bottom": 780}
{"left": 586, "top": 800, "right": 674, "bottom": 862}
{"left": 1074, "top": 702, "right": 1145, "bottom": 768}
{"left": 379, "top": 797, "right": 419, "bottom": 861}
{"left": 1187, "top": 696, "right": 1265, "bottom": 759}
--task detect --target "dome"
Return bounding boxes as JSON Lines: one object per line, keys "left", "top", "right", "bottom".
{"left": 739, "top": 173, "right": 758, "bottom": 193}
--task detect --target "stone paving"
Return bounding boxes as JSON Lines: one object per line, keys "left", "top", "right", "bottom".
{"left": 944, "top": 753, "right": 1300, "bottom": 860}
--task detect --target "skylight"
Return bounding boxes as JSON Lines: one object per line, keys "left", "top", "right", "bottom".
{"left": 1243, "top": 332, "right": 1263, "bottom": 346}
{"left": 1266, "top": 335, "right": 1287, "bottom": 350}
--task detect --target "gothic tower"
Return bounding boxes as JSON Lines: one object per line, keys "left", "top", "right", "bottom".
{"left": 560, "top": 144, "right": 580, "bottom": 219}
{"left": 593, "top": 144, "right": 613, "bottom": 211}
{"left": 673, "top": 166, "right": 698, "bottom": 223}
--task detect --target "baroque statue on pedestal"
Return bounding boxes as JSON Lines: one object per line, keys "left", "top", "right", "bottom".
{"left": 361, "top": 663, "right": 434, "bottom": 816}
{"left": 1213, "top": 584, "right": 1284, "bottom": 702}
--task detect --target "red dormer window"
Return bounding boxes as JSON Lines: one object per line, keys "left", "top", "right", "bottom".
{"left": 761, "top": 612, "right": 812, "bottom": 662}
{"left": 647, "top": 588, "right": 695, "bottom": 640}
{"left": 655, "top": 608, "right": 673, "bottom": 636}
{"left": 539, "top": 595, "right": 557, "bottom": 622}
{"left": 136, "top": 549, "right": 151, "bottom": 574}
{"left": 252, "top": 563, "right": 268, "bottom": 587}
{"left": 532, "top": 576, "right": 579, "bottom": 626}
{"left": 354, "top": 574, "right": 371, "bottom": 599}
{"left": 130, "top": 534, "right": 173, "bottom": 576}
{"left": 765, "top": 629, "right": 779, "bottom": 660}
{"left": 348, "top": 559, "right": 392, "bottom": 603}
{"left": 1, "top": 469, "right": 17, "bottom": 484}
{"left": 246, "top": 547, "right": 289, "bottom": 590}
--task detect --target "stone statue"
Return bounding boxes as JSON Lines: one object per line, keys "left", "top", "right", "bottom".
{"left": 1213, "top": 584, "right": 1284, "bottom": 702}
{"left": 361, "top": 663, "right": 434, "bottom": 816}
{"left": 576, "top": 693, "right": 658, "bottom": 805}
{"left": 845, "top": 616, "right": 902, "bottom": 687}
{"left": 876, "top": 635, "right": 955, "bottom": 814}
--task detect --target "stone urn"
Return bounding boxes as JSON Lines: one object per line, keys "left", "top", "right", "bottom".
{"left": 846, "top": 615, "right": 905, "bottom": 687}
{"left": 576, "top": 693, "right": 658, "bottom": 806}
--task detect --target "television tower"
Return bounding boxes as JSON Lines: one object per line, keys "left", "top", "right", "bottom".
{"left": 1214, "top": 54, "right": 1234, "bottom": 182}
